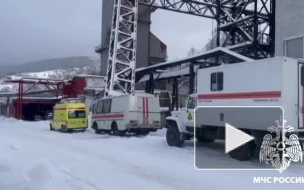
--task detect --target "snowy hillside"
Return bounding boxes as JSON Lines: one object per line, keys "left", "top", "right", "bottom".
{"left": 0, "top": 56, "right": 101, "bottom": 77}
{"left": 0, "top": 65, "right": 101, "bottom": 93}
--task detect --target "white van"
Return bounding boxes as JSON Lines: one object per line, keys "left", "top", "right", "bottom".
{"left": 91, "top": 93, "right": 161, "bottom": 136}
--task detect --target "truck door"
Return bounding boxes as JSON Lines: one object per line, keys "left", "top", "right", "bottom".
{"left": 299, "top": 63, "right": 304, "bottom": 129}
{"left": 184, "top": 96, "right": 196, "bottom": 127}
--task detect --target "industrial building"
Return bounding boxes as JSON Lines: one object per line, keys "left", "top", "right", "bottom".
{"left": 0, "top": 75, "right": 106, "bottom": 120}
{"left": 275, "top": 0, "right": 304, "bottom": 59}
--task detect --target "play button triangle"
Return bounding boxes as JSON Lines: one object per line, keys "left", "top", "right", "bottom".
{"left": 225, "top": 123, "right": 254, "bottom": 153}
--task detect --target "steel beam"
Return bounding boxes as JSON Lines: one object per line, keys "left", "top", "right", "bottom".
{"left": 218, "top": 0, "right": 274, "bottom": 59}
{"left": 138, "top": 0, "right": 275, "bottom": 60}
{"left": 139, "top": 0, "right": 217, "bottom": 18}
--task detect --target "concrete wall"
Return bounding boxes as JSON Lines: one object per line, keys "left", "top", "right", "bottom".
{"left": 149, "top": 32, "right": 167, "bottom": 64}
{"left": 136, "top": 5, "right": 151, "bottom": 68}
{"left": 100, "top": 0, "right": 167, "bottom": 69}
{"left": 85, "top": 77, "right": 105, "bottom": 88}
{"left": 101, "top": 0, "right": 113, "bottom": 46}
{"left": 275, "top": 0, "right": 304, "bottom": 57}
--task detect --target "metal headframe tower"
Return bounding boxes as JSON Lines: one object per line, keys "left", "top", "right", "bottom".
{"left": 105, "top": 0, "right": 138, "bottom": 97}
{"left": 217, "top": 0, "right": 275, "bottom": 59}
{"left": 138, "top": 0, "right": 275, "bottom": 59}
{"left": 105, "top": 0, "right": 275, "bottom": 96}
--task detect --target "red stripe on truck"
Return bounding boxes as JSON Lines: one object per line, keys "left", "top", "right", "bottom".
{"left": 198, "top": 91, "right": 281, "bottom": 100}
{"left": 142, "top": 97, "right": 149, "bottom": 124}
{"left": 92, "top": 114, "right": 124, "bottom": 119}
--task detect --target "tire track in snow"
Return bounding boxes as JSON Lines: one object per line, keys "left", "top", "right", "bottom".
{"left": 48, "top": 159, "right": 102, "bottom": 190}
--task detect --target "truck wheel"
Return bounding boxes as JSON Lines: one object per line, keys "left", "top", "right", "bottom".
{"left": 50, "top": 124, "right": 53, "bottom": 131}
{"left": 166, "top": 126, "right": 184, "bottom": 147}
{"left": 134, "top": 130, "right": 141, "bottom": 136}
{"left": 81, "top": 129, "right": 86, "bottom": 133}
{"left": 93, "top": 122, "right": 101, "bottom": 134}
{"left": 134, "top": 129, "right": 150, "bottom": 136}
{"left": 196, "top": 136, "right": 215, "bottom": 143}
{"left": 118, "top": 130, "right": 126, "bottom": 136}
{"left": 61, "top": 125, "right": 67, "bottom": 133}
{"left": 228, "top": 140, "right": 256, "bottom": 161}
{"left": 111, "top": 122, "right": 119, "bottom": 136}
{"left": 140, "top": 130, "right": 150, "bottom": 136}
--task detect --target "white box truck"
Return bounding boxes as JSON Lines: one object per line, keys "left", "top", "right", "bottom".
{"left": 165, "top": 56, "right": 304, "bottom": 160}
{"left": 91, "top": 93, "right": 162, "bottom": 136}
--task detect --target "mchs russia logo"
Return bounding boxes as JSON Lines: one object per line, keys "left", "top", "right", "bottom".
{"left": 259, "top": 118, "right": 303, "bottom": 173}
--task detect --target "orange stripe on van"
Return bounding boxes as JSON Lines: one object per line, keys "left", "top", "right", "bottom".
{"left": 198, "top": 91, "right": 281, "bottom": 100}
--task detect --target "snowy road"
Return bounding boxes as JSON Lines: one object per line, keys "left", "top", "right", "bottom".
{"left": 0, "top": 118, "right": 303, "bottom": 190}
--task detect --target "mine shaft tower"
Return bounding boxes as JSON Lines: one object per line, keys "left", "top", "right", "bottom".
{"left": 105, "top": 0, "right": 275, "bottom": 96}
{"left": 141, "top": 0, "right": 275, "bottom": 59}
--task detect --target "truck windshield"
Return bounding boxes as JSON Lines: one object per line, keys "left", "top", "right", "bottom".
{"left": 68, "top": 110, "right": 86, "bottom": 118}
{"left": 187, "top": 97, "right": 197, "bottom": 109}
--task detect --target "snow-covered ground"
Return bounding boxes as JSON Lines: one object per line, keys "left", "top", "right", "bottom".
{"left": 0, "top": 118, "right": 303, "bottom": 190}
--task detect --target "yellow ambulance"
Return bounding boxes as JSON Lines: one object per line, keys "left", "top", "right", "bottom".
{"left": 50, "top": 102, "right": 88, "bottom": 132}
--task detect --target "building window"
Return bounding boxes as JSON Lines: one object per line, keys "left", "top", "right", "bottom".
{"left": 97, "top": 100, "right": 103, "bottom": 114}
{"left": 210, "top": 72, "right": 223, "bottom": 91}
{"left": 102, "top": 99, "right": 111, "bottom": 113}
{"left": 284, "top": 36, "right": 304, "bottom": 59}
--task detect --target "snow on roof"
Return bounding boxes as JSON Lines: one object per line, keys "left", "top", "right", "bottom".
{"left": 0, "top": 89, "right": 60, "bottom": 97}
{"left": 74, "top": 74, "right": 106, "bottom": 78}
{"left": 138, "top": 65, "right": 200, "bottom": 82}
{"left": 135, "top": 89, "right": 169, "bottom": 94}
{"left": 84, "top": 87, "right": 105, "bottom": 91}
{"left": 226, "top": 41, "right": 252, "bottom": 50}
{"left": 11, "top": 96, "right": 63, "bottom": 100}
{"left": 7, "top": 76, "right": 23, "bottom": 80}
{"left": 137, "top": 48, "right": 254, "bottom": 82}
{"left": 135, "top": 47, "right": 253, "bottom": 72}
{"left": 5, "top": 77, "right": 69, "bottom": 84}
{"left": 0, "top": 92, "right": 16, "bottom": 95}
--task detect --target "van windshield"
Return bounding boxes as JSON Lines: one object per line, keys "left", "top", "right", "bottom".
{"left": 68, "top": 110, "right": 86, "bottom": 118}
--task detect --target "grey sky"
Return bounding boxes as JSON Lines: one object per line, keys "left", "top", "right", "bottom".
{"left": 0, "top": 0, "right": 102, "bottom": 65}
{"left": 151, "top": 10, "right": 213, "bottom": 60}
{"left": 0, "top": 0, "right": 213, "bottom": 65}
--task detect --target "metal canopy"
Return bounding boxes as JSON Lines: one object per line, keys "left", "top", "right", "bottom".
{"left": 4, "top": 77, "right": 70, "bottom": 120}
{"left": 135, "top": 47, "right": 253, "bottom": 82}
